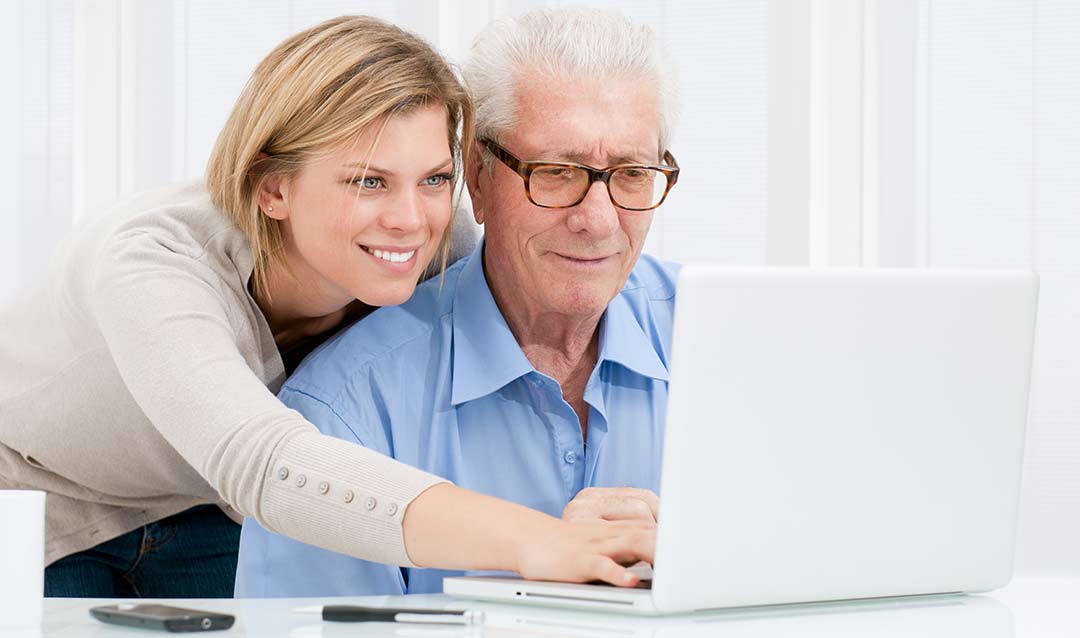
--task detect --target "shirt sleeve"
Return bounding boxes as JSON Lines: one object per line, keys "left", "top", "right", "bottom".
{"left": 90, "top": 230, "right": 448, "bottom": 566}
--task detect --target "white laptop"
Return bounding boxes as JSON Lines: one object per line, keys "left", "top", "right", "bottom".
{"left": 444, "top": 267, "right": 1039, "bottom": 615}
{"left": 475, "top": 588, "right": 1011, "bottom": 637}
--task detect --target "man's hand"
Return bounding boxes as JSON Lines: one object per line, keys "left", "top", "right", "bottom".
{"left": 562, "top": 487, "right": 660, "bottom": 523}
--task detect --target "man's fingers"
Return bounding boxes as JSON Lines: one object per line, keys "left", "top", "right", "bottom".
{"left": 598, "top": 497, "right": 655, "bottom": 522}
{"left": 564, "top": 494, "right": 658, "bottom": 523}
{"left": 630, "top": 489, "right": 660, "bottom": 519}
{"left": 607, "top": 488, "right": 660, "bottom": 519}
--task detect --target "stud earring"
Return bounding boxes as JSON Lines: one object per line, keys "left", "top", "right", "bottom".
{"left": 267, "top": 206, "right": 274, "bottom": 212}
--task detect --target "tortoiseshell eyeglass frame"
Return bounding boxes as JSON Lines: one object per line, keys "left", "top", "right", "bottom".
{"left": 480, "top": 138, "right": 680, "bottom": 211}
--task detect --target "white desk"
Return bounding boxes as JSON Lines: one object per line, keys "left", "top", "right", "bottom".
{"left": 32, "top": 578, "right": 1080, "bottom": 637}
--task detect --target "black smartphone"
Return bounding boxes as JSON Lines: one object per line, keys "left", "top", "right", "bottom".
{"left": 90, "top": 604, "right": 235, "bottom": 632}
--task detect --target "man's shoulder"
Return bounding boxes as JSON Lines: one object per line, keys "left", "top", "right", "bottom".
{"left": 622, "top": 253, "right": 680, "bottom": 302}
{"left": 283, "top": 257, "right": 467, "bottom": 398}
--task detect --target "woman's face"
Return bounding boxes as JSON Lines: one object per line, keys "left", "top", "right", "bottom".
{"left": 267, "top": 105, "right": 454, "bottom": 309}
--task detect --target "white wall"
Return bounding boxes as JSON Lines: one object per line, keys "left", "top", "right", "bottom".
{"left": 3, "top": 0, "right": 1078, "bottom": 576}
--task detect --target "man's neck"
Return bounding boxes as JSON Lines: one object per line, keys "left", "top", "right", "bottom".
{"left": 520, "top": 333, "right": 598, "bottom": 440}
{"left": 484, "top": 255, "right": 602, "bottom": 438}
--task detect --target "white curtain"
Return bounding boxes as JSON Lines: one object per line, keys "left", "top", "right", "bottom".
{"left": 0, "top": 0, "right": 74, "bottom": 303}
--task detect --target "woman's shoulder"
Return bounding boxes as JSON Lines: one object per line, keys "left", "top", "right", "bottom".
{"left": 66, "top": 181, "right": 252, "bottom": 287}
{"left": 94, "top": 181, "right": 242, "bottom": 256}
{"left": 24, "top": 181, "right": 257, "bottom": 335}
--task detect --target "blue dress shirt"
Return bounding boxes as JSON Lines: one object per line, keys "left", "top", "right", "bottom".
{"left": 235, "top": 241, "right": 678, "bottom": 597}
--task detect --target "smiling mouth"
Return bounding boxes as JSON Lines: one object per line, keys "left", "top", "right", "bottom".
{"left": 360, "top": 245, "right": 417, "bottom": 264}
{"left": 555, "top": 253, "right": 611, "bottom": 263}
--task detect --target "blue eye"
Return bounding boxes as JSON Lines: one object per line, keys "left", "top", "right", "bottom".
{"left": 351, "top": 176, "right": 384, "bottom": 190}
{"left": 425, "top": 174, "right": 452, "bottom": 187}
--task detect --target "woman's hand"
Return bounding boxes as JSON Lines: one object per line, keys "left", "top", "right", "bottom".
{"left": 562, "top": 487, "right": 660, "bottom": 523}
{"left": 402, "top": 483, "right": 653, "bottom": 586}
{"left": 513, "top": 516, "right": 656, "bottom": 587}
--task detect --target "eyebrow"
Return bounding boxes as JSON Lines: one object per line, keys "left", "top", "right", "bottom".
{"left": 340, "top": 158, "right": 454, "bottom": 175}
{"left": 533, "top": 149, "right": 655, "bottom": 166}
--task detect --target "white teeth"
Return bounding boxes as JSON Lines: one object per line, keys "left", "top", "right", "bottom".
{"left": 365, "top": 247, "right": 416, "bottom": 263}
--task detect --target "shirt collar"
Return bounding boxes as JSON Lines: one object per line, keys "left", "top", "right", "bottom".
{"left": 450, "top": 240, "right": 536, "bottom": 406}
{"left": 450, "top": 241, "right": 670, "bottom": 405}
{"left": 595, "top": 283, "right": 670, "bottom": 382}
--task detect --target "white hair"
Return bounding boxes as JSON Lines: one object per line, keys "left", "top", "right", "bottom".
{"left": 462, "top": 8, "right": 679, "bottom": 159}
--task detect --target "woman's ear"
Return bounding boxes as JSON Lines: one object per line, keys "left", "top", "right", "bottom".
{"left": 254, "top": 153, "right": 288, "bottom": 220}
{"left": 464, "top": 141, "right": 486, "bottom": 225}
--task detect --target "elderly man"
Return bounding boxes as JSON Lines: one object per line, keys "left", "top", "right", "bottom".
{"left": 235, "top": 8, "right": 681, "bottom": 597}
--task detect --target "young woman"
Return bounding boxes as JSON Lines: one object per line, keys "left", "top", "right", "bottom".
{"left": 0, "top": 16, "right": 653, "bottom": 598}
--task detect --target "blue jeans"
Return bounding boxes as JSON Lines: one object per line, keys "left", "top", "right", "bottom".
{"left": 44, "top": 505, "right": 240, "bottom": 598}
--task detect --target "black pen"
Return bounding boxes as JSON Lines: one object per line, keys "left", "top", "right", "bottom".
{"left": 293, "top": 605, "right": 484, "bottom": 626}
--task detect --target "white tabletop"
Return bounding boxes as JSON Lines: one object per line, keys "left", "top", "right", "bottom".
{"left": 26, "top": 577, "right": 1080, "bottom": 637}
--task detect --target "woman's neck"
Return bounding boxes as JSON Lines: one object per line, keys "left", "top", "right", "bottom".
{"left": 252, "top": 256, "right": 355, "bottom": 351}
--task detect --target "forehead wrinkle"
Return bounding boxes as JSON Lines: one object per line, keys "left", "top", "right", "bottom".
{"left": 512, "top": 81, "right": 662, "bottom": 164}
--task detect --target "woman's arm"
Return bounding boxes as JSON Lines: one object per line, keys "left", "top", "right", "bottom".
{"left": 91, "top": 229, "right": 651, "bottom": 583}
{"left": 405, "top": 483, "right": 653, "bottom": 586}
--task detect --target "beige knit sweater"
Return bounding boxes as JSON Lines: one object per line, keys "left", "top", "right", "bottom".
{"left": 0, "top": 182, "right": 477, "bottom": 566}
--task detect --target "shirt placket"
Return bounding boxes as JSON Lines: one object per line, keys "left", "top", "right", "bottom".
{"left": 531, "top": 373, "right": 587, "bottom": 500}
{"left": 581, "top": 371, "right": 609, "bottom": 488}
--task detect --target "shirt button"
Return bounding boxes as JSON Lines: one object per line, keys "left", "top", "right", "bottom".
{"left": 295, "top": 474, "right": 307, "bottom": 488}
{"left": 564, "top": 451, "right": 577, "bottom": 464}
{"left": 343, "top": 490, "right": 355, "bottom": 504}
{"left": 277, "top": 467, "right": 289, "bottom": 480}
{"left": 318, "top": 481, "right": 330, "bottom": 495}
{"left": 386, "top": 503, "right": 399, "bottom": 516}
{"left": 365, "top": 496, "right": 377, "bottom": 511}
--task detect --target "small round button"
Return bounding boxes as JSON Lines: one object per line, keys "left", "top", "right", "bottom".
{"left": 318, "top": 481, "right": 330, "bottom": 495}
{"left": 386, "top": 502, "right": 399, "bottom": 516}
{"left": 277, "top": 467, "right": 289, "bottom": 480}
{"left": 365, "top": 496, "right": 377, "bottom": 511}
{"left": 564, "top": 451, "right": 577, "bottom": 464}
{"left": 295, "top": 474, "right": 307, "bottom": 488}
{"left": 343, "top": 490, "right": 355, "bottom": 504}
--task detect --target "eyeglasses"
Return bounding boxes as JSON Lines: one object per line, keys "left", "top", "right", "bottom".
{"left": 480, "top": 139, "right": 680, "bottom": 211}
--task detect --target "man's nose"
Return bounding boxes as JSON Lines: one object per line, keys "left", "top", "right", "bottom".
{"left": 380, "top": 189, "right": 425, "bottom": 233}
{"left": 566, "top": 180, "right": 619, "bottom": 237}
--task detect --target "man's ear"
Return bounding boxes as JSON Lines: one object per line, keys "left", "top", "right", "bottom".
{"left": 464, "top": 140, "right": 487, "bottom": 225}
{"left": 253, "top": 153, "right": 289, "bottom": 220}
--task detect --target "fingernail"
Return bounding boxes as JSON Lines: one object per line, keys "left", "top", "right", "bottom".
{"left": 623, "top": 572, "right": 636, "bottom": 583}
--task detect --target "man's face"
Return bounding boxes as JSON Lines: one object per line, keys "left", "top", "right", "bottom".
{"left": 471, "top": 73, "right": 662, "bottom": 320}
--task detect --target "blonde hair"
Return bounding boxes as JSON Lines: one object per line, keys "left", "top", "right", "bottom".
{"left": 206, "top": 15, "right": 473, "bottom": 299}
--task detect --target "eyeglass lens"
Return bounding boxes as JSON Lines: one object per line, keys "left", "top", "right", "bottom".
{"left": 529, "top": 165, "right": 667, "bottom": 209}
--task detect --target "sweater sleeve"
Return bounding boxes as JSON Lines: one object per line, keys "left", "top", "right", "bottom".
{"left": 89, "top": 230, "right": 447, "bottom": 567}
